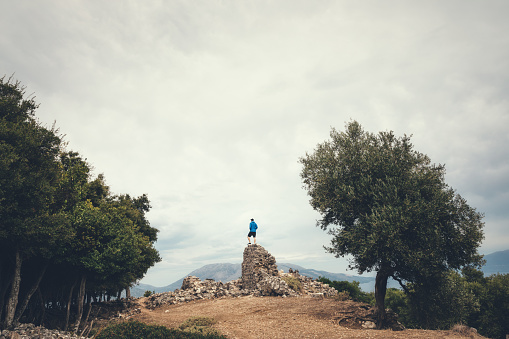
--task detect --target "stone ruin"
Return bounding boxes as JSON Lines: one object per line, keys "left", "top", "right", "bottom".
{"left": 144, "top": 244, "right": 337, "bottom": 309}
{"left": 241, "top": 244, "right": 279, "bottom": 289}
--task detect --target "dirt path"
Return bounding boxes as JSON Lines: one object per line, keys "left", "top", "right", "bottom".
{"left": 131, "top": 296, "right": 482, "bottom": 339}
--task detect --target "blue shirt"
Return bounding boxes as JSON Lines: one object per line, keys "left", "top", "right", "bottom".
{"left": 249, "top": 221, "right": 258, "bottom": 232}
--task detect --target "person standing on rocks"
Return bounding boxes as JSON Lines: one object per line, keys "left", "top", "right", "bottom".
{"left": 247, "top": 218, "right": 258, "bottom": 245}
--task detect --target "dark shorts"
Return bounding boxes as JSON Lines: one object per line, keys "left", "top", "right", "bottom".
{"left": 247, "top": 231, "right": 257, "bottom": 237}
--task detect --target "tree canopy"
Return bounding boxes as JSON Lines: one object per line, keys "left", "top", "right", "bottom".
{"left": 0, "top": 76, "right": 160, "bottom": 331}
{"left": 299, "top": 121, "right": 484, "bottom": 328}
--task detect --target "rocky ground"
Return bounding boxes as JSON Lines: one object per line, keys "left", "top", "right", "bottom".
{"left": 0, "top": 323, "right": 89, "bottom": 339}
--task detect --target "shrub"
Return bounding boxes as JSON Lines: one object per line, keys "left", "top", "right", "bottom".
{"left": 317, "top": 277, "right": 373, "bottom": 304}
{"left": 281, "top": 275, "right": 303, "bottom": 292}
{"left": 144, "top": 290, "right": 154, "bottom": 297}
{"left": 95, "top": 320, "right": 227, "bottom": 339}
{"left": 451, "top": 323, "right": 478, "bottom": 337}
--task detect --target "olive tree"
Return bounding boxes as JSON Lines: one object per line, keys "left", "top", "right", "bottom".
{"left": 299, "top": 121, "right": 484, "bottom": 328}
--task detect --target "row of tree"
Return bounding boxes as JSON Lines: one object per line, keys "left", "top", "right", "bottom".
{"left": 0, "top": 77, "right": 161, "bottom": 331}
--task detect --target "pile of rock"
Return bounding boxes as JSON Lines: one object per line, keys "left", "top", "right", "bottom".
{"left": 0, "top": 323, "right": 89, "bottom": 339}
{"left": 145, "top": 244, "right": 337, "bottom": 309}
{"left": 95, "top": 299, "right": 141, "bottom": 320}
{"left": 283, "top": 271, "right": 338, "bottom": 298}
{"left": 145, "top": 276, "right": 251, "bottom": 309}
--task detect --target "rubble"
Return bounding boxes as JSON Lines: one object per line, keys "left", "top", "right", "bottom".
{"left": 0, "top": 323, "right": 89, "bottom": 339}
{"left": 145, "top": 244, "right": 337, "bottom": 309}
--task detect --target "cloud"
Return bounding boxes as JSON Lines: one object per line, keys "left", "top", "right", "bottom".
{"left": 2, "top": 0, "right": 508, "bottom": 286}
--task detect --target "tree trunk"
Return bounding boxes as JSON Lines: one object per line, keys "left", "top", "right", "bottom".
{"left": 36, "top": 288, "right": 45, "bottom": 326}
{"left": 126, "top": 287, "right": 131, "bottom": 299}
{"left": 73, "top": 274, "right": 86, "bottom": 333}
{"left": 0, "top": 268, "right": 11, "bottom": 323}
{"left": 64, "top": 279, "right": 77, "bottom": 331}
{"left": 0, "top": 258, "right": 4, "bottom": 321}
{"left": 3, "top": 249, "right": 22, "bottom": 329}
{"left": 80, "top": 295, "right": 93, "bottom": 337}
{"left": 14, "top": 263, "right": 48, "bottom": 324}
{"left": 374, "top": 269, "right": 390, "bottom": 329}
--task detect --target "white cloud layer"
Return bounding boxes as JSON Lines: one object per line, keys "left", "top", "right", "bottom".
{"left": 2, "top": 0, "right": 508, "bottom": 286}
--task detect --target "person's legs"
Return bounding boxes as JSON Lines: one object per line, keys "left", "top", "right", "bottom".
{"left": 253, "top": 235, "right": 256, "bottom": 244}
{"left": 247, "top": 236, "right": 251, "bottom": 244}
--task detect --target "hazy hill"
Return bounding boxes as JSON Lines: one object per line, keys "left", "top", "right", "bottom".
{"left": 131, "top": 249, "right": 509, "bottom": 297}
{"left": 132, "top": 262, "right": 374, "bottom": 297}
{"left": 277, "top": 263, "right": 373, "bottom": 283}
{"left": 482, "top": 249, "right": 509, "bottom": 275}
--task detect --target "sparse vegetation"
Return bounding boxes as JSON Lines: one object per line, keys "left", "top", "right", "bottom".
{"left": 179, "top": 316, "right": 222, "bottom": 336}
{"left": 281, "top": 275, "right": 303, "bottom": 292}
{"left": 335, "top": 291, "right": 350, "bottom": 301}
{"left": 450, "top": 323, "right": 478, "bottom": 337}
{"left": 95, "top": 320, "right": 227, "bottom": 339}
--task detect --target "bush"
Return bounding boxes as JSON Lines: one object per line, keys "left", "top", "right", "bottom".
{"left": 95, "top": 320, "right": 227, "bottom": 339}
{"left": 467, "top": 273, "right": 509, "bottom": 339}
{"left": 281, "top": 275, "right": 303, "bottom": 292}
{"left": 406, "top": 271, "right": 479, "bottom": 330}
{"left": 384, "top": 288, "right": 411, "bottom": 325}
{"left": 317, "top": 277, "right": 373, "bottom": 304}
{"left": 450, "top": 324, "right": 478, "bottom": 337}
{"left": 144, "top": 290, "right": 155, "bottom": 297}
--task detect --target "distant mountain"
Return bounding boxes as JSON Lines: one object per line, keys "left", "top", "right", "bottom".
{"left": 277, "top": 263, "right": 374, "bottom": 284}
{"left": 482, "top": 249, "right": 509, "bottom": 275}
{"left": 131, "top": 249, "right": 509, "bottom": 297}
{"left": 132, "top": 262, "right": 374, "bottom": 297}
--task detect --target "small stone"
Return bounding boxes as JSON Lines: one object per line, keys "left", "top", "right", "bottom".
{"left": 362, "top": 321, "right": 376, "bottom": 329}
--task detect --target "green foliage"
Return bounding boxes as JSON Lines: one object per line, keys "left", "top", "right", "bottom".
{"left": 300, "top": 121, "right": 484, "bottom": 279}
{"left": 0, "top": 77, "right": 64, "bottom": 251}
{"left": 466, "top": 273, "right": 509, "bottom": 339}
{"left": 281, "top": 275, "right": 303, "bottom": 292}
{"left": 384, "top": 288, "right": 409, "bottom": 324}
{"left": 300, "top": 121, "right": 485, "bottom": 327}
{"left": 406, "top": 271, "right": 479, "bottom": 330}
{"left": 144, "top": 290, "right": 154, "bottom": 297}
{"left": 0, "top": 76, "right": 161, "bottom": 330}
{"left": 317, "top": 277, "right": 374, "bottom": 304}
{"left": 95, "top": 320, "right": 227, "bottom": 339}
{"left": 318, "top": 270, "right": 509, "bottom": 339}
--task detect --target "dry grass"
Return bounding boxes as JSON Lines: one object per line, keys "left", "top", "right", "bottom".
{"left": 450, "top": 324, "right": 481, "bottom": 338}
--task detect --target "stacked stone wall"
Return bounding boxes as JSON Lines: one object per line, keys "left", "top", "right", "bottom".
{"left": 241, "top": 244, "right": 279, "bottom": 290}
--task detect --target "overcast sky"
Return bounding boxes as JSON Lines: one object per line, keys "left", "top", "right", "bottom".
{"left": 1, "top": 1, "right": 508, "bottom": 286}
